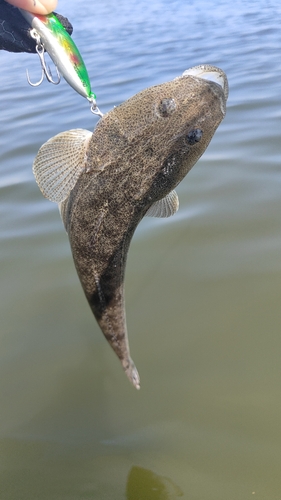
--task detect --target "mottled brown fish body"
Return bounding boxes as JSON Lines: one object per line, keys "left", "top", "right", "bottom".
{"left": 34, "top": 66, "right": 228, "bottom": 389}
{"left": 61, "top": 173, "right": 144, "bottom": 386}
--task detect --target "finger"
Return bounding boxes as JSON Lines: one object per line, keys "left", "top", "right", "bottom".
{"left": 5, "top": 0, "right": 58, "bottom": 15}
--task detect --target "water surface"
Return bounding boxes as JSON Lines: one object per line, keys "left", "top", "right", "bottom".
{"left": 1, "top": 0, "right": 281, "bottom": 498}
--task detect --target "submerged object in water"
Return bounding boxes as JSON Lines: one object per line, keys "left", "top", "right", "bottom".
{"left": 32, "top": 65, "right": 228, "bottom": 389}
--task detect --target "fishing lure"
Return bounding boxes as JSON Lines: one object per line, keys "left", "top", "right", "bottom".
{"left": 20, "top": 9, "right": 103, "bottom": 117}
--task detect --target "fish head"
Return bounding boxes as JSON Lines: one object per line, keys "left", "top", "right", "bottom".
{"left": 88, "top": 64, "right": 228, "bottom": 211}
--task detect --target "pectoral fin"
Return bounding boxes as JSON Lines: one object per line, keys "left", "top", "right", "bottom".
{"left": 32, "top": 129, "right": 92, "bottom": 203}
{"left": 145, "top": 190, "right": 179, "bottom": 217}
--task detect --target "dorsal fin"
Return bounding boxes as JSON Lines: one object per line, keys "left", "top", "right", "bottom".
{"left": 145, "top": 190, "right": 179, "bottom": 218}
{"left": 33, "top": 129, "right": 92, "bottom": 203}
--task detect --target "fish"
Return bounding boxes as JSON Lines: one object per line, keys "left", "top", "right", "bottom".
{"left": 19, "top": 9, "right": 102, "bottom": 115}
{"left": 32, "top": 65, "right": 228, "bottom": 389}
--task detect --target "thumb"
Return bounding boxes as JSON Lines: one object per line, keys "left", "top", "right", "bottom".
{"left": 4, "top": 0, "right": 58, "bottom": 15}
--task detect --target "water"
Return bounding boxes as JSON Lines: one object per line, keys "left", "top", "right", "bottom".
{"left": 1, "top": 0, "right": 281, "bottom": 498}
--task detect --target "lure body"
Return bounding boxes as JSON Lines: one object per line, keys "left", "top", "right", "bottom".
{"left": 20, "top": 9, "right": 96, "bottom": 103}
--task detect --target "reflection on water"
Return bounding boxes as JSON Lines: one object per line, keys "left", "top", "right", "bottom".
{"left": 126, "top": 466, "right": 183, "bottom": 500}
{"left": 1, "top": 0, "right": 281, "bottom": 498}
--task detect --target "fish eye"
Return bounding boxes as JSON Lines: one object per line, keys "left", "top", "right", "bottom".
{"left": 158, "top": 98, "right": 176, "bottom": 117}
{"left": 186, "top": 129, "right": 203, "bottom": 145}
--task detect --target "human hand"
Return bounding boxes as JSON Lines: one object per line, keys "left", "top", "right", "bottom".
{"left": 0, "top": 0, "right": 72, "bottom": 53}
{"left": 5, "top": 0, "right": 58, "bottom": 15}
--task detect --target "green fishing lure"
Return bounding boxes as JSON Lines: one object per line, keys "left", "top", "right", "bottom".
{"left": 20, "top": 9, "right": 102, "bottom": 116}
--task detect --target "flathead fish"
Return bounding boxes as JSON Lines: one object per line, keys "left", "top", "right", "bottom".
{"left": 33, "top": 65, "right": 228, "bottom": 389}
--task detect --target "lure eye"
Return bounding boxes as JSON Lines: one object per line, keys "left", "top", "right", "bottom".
{"left": 186, "top": 129, "right": 203, "bottom": 145}
{"left": 158, "top": 98, "right": 176, "bottom": 117}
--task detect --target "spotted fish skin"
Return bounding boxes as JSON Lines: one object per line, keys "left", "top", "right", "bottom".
{"left": 34, "top": 66, "right": 228, "bottom": 389}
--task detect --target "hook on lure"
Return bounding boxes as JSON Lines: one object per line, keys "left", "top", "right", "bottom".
{"left": 20, "top": 9, "right": 103, "bottom": 117}
{"left": 27, "top": 29, "right": 60, "bottom": 86}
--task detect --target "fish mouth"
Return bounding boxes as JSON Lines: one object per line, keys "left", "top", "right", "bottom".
{"left": 182, "top": 64, "right": 229, "bottom": 100}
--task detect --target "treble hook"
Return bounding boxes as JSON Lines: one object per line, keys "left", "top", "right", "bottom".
{"left": 26, "top": 29, "right": 61, "bottom": 87}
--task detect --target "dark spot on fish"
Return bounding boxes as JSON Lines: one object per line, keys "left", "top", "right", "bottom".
{"left": 144, "top": 147, "right": 154, "bottom": 157}
{"left": 152, "top": 145, "right": 188, "bottom": 194}
{"left": 158, "top": 98, "right": 176, "bottom": 117}
{"left": 186, "top": 128, "right": 203, "bottom": 145}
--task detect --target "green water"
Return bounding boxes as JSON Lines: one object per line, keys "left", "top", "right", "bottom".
{"left": 1, "top": 0, "right": 281, "bottom": 498}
